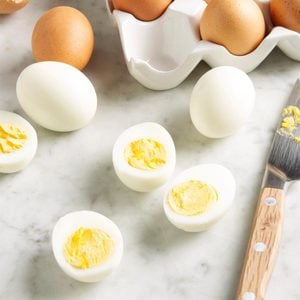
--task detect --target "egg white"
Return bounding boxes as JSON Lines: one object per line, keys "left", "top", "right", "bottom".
{"left": 52, "top": 210, "right": 123, "bottom": 283}
{"left": 163, "top": 164, "right": 236, "bottom": 232}
{"left": 0, "top": 111, "right": 38, "bottom": 173}
{"left": 112, "top": 122, "right": 176, "bottom": 192}
{"left": 190, "top": 66, "right": 255, "bottom": 138}
{"left": 16, "top": 61, "right": 97, "bottom": 132}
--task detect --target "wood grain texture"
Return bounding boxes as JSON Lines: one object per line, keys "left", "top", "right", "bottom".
{"left": 236, "top": 188, "right": 284, "bottom": 300}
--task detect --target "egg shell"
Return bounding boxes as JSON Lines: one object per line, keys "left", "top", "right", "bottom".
{"left": 200, "top": 0, "right": 266, "bottom": 56}
{"left": 52, "top": 211, "right": 123, "bottom": 283}
{"left": 16, "top": 61, "right": 97, "bottom": 132}
{"left": 190, "top": 66, "right": 255, "bottom": 138}
{"left": 112, "top": 0, "right": 172, "bottom": 21}
{"left": 0, "top": 0, "right": 28, "bottom": 14}
{"left": 32, "top": 6, "right": 94, "bottom": 70}
{"left": 270, "top": 0, "right": 300, "bottom": 33}
{"left": 0, "top": 111, "right": 37, "bottom": 173}
{"left": 163, "top": 164, "right": 236, "bottom": 232}
{"left": 113, "top": 122, "right": 176, "bottom": 192}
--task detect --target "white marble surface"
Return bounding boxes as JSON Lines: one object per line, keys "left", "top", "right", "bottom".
{"left": 1, "top": 1, "right": 300, "bottom": 299}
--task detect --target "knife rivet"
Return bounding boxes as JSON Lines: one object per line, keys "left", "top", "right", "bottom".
{"left": 254, "top": 242, "right": 267, "bottom": 252}
{"left": 264, "top": 197, "right": 277, "bottom": 206}
{"left": 243, "top": 292, "right": 256, "bottom": 300}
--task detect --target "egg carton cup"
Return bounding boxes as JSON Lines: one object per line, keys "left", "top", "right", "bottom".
{"left": 107, "top": 0, "right": 300, "bottom": 90}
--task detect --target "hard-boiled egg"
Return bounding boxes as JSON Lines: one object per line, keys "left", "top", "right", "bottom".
{"left": 16, "top": 61, "right": 97, "bottom": 132}
{"left": 0, "top": 111, "right": 37, "bottom": 173}
{"left": 113, "top": 122, "right": 176, "bottom": 192}
{"left": 52, "top": 211, "right": 123, "bottom": 283}
{"left": 190, "top": 66, "right": 255, "bottom": 138}
{"left": 163, "top": 164, "right": 236, "bottom": 232}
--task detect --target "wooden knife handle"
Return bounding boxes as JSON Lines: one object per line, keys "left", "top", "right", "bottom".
{"left": 236, "top": 187, "right": 284, "bottom": 300}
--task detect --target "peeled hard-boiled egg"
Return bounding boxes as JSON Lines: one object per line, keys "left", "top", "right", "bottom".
{"left": 163, "top": 164, "right": 236, "bottom": 232}
{"left": 270, "top": 0, "right": 300, "bottom": 33}
{"left": 0, "top": 111, "right": 37, "bottom": 173}
{"left": 190, "top": 66, "right": 255, "bottom": 138}
{"left": 200, "top": 0, "right": 265, "bottom": 55}
{"left": 32, "top": 6, "right": 94, "bottom": 70}
{"left": 52, "top": 211, "right": 123, "bottom": 282}
{"left": 16, "top": 61, "right": 97, "bottom": 132}
{"left": 0, "top": 0, "right": 28, "bottom": 14}
{"left": 112, "top": 0, "right": 172, "bottom": 21}
{"left": 113, "top": 122, "right": 176, "bottom": 192}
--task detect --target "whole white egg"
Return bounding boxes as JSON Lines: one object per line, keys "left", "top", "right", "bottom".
{"left": 52, "top": 211, "right": 123, "bottom": 282}
{"left": 190, "top": 66, "right": 255, "bottom": 138}
{"left": 163, "top": 164, "right": 236, "bottom": 232}
{"left": 16, "top": 62, "right": 97, "bottom": 132}
{"left": 0, "top": 111, "right": 37, "bottom": 173}
{"left": 113, "top": 122, "right": 176, "bottom": 192}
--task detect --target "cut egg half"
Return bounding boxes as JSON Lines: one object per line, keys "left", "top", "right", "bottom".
{"left": 0, "top": 111, "right": 37, "bottom": 173}
{"left": 113, "top": 122, "right": 176, "bottom": 192}
{"left": 163, "top": 164, "right": 236, "bottom": 232}
{"left": 52, "top": 211, "right": 123, "bottom": 282}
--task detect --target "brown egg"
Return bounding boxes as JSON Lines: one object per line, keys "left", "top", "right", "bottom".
{"left": 270, "top": 0, "right": 300, "bottom": 32}
{"left": 200, "top": 0, "right": 266, "bottom": 56}
{"left": 32, "top": 6, "right": 94, "bottom": 70}
{"left": 0, "top": 0, "right": 28, "bottom": 14}
{"left": 112, "top": 0, "right": 172, "bottom": 21}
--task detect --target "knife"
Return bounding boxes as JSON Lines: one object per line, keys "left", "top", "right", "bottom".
{"left": 236, "top": 79, "right": 300, "bottom": 300}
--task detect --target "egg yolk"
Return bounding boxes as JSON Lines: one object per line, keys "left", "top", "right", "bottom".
{"left": 168, "top": 180, "right": 218, "bottom": 216}
{"left": 0, "top": 123, "right": 27, "bottom": 154}
{"left": 124, "top": 138, "right": 167, "bottom": 171}
{"left": 64, "top": 227, "right": 114, "bottom": 269}
{"left": 279, "top": 105, "right": 300, "bottom": 143}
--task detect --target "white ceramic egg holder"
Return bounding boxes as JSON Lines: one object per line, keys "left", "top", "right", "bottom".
{"left": 106, "top": 0, "right": 300, "bottom": 90}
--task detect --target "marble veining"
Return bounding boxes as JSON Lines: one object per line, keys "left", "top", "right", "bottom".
{"left": 1, "top": 1, "right": 300, "bottom": 299}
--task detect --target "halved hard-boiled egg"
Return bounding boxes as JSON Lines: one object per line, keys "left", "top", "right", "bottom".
{"left": 52, "top": 211, "right": 123, "bottom": 282}
{"left": 0, "top": 111, "right": 37, "bottom": 173}
{"left": 163, "top": 164, "right": 236, "bottom": 232}
{"left": 113, "top": 122, "right": 176, "bottom": 192}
